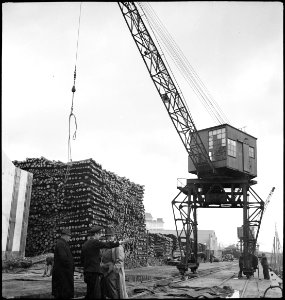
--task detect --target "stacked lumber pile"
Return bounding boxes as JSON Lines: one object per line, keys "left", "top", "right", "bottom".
{"left": 164, "top": 233, "right": 179, "bottom": 255}
{"left": 13, "top": 157, "right": 67, "bottom": 256}
{"left": 148, "top": 233, "right": 173, "bottom": 258}
{"left": 13, "top": 157, "right": 146, "bottom": 267}
{"left": 101, "top": 170, "right": 147, "bottom": 268}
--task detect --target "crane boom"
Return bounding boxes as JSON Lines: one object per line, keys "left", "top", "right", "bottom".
{"left": 263, "top": 187, "right": 275, "bottom": 213}
{"left": 118, "top": 2, "right": 215, "bottom": 176}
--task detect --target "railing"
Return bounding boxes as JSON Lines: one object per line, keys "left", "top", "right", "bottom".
{"left": 177, "top": 178, "right": 187, "bottom": 189}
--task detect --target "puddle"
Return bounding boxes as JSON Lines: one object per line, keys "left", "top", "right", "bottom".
{"left": 226, "top": 289, "right": 240, "bottom": 298}
{"left": 125, "top": 274, "right": 163, "bottom": 282}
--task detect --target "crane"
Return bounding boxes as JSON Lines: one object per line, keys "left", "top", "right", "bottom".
{"left": 117, "top": 2, "right": 215, "bottom": 179}
{"left": 118, "top": 2, "right": 265, "bottom": 277}
{"left": 263, "top": 187, "right": 275, "bottom": 213}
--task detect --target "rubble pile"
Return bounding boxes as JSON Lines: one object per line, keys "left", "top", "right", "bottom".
{"left": 13, "top": 157, "right": 146, "bottom": 267}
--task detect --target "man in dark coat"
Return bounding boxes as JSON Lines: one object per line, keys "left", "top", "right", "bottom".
{"left": 52, "top": 228, "right": 74, "bottom": 299}
{"left": 260, "top": 253, "right": 270, "bottom": 279}
{"left": 187, "top": 252, "right": 199, "bottom": 274}
{"left": 81, "top": 225, "right": 128, "bottom": 299}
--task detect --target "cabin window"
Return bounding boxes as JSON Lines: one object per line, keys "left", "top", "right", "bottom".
{"left": 249, "top": 146, "right": 255, "bottom": 158}
{"left": 209, "top": 128, "right": 226, "bottom": 161}
{"left": 228, "top": 139, "right": 236, "bottom": 157}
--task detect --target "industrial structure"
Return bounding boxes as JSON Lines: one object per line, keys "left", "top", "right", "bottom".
{"left": 118, "top": 2, "right": 266, "bottom": 278}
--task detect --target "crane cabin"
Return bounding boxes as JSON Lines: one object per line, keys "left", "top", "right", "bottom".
{"left": 188, "top": 124, "right": 257, "bottom": 179}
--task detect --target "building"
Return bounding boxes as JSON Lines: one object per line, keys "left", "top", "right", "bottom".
{"left": 147, "top": 227, "right": 219, "bottom": 259}
{"left": 145, "top": 212, "right": 164, "bottom": 230}
{"left": 2, "top": 151, "right": 33, "bottom": 259}
{"left": 196, "top": 230, "right": 219, "bottom": 259}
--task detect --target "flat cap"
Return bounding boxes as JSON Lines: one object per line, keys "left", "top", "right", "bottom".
{"left": 89, "top": 225, "right": 104, "bottom": 234}
{"left": 59, "top": 228, "right": 71, "bottom": 236}
{"left": 105, "top": 227, "right": 116, "bottom": 236}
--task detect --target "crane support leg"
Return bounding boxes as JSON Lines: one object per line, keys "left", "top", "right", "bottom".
{"left": 172, "top": 178, "right": 264, "bottom": 278}
{"left": 242, "top": 185, "right": 264, "bottom": 278}
{"left": 172, "top": 184, "right": 199, "bottom": 276}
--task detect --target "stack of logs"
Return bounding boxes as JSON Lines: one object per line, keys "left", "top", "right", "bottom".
{"left": 147, "top": 233, "right": 178, "bottom": 259}
{"left": 13, "top": 157, "right": 147, "bottom": 267}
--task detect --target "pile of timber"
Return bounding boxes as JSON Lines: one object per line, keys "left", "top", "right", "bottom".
{"left": 13, "top": 157, "right": 146, "bottom": 267}
{"left": 148, "top": 233, "right": 174, "bottom": 258}
{"left": 164, "top": 233, "right": 178, "bottom": 255}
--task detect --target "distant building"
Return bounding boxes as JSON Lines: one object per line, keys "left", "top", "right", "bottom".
{"left": 145, "top": 213, "right": 164, "bottom": 230}
{"left": 147, "top": 227, "right": 219, "bottom": 259}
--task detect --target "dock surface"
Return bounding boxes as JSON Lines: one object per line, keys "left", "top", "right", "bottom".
{"left": 2, "top": 261, "right": 283, "bottom": 298}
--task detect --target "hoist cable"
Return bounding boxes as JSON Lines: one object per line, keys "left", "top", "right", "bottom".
{"left": 67, "top": 2, "right": 82, "bottom": 166}
{"left": 155, "top": 4, "right": 230, "bottom": 125}
{"left": 139, "top": 3, "right": 220, "bottom": 125}
{"left": 65, "top": 2, "right": 82, "bottom": 185}
{"left": 140, "top": 2, "right": 230, "bottom": 125}
{"left": 55, "top": 3, "right": 82, "bottom": 234}
{"left": 143, "top": 2, "right": 228, "bottom": 124}
{"left": 140, "top": 2, "right": 224, "bottom": 125}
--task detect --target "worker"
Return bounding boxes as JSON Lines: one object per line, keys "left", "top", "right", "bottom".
{"left": 260, "top": 253, "right": 270, "bottom": 280}
{"left": 238, "top": 254, "right": 243, "bottom": 278}
{"left": 210, "top": 253, "right": 213, "bottom": 263}
{"left": 101, "top": 227, "right": 129, "bottom": 299}
{"left": 52, "top": 228, "right": 74, "bottom": 299}
{"left": 81, "top": 225, "right": 128, "bottom": 299}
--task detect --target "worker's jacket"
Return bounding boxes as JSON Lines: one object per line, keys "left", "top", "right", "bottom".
{"left": 261, "top": 257, "right": 269, "bottom": 267}
{"left": 52, "top": 238, "right": 74, "bottom": 298}
{"left": 81, "top": 239, "right": 120, "bottom": 273}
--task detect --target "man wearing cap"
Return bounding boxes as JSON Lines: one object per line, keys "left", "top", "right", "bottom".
{"left": 52, "top": 228, "right": 74, "bottom": 299}
{"left": 260, "top": 253, "right": 270, "bottom": 279}
{"left": 81, "top": 225, "right": 127, "bottom": 299}
{"left": 101, "top": 227, "right": 128, "bottom": 299}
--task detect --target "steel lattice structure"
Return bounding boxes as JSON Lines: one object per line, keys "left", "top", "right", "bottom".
{"left": 172, "top": 179, "right": 264, "bottom": 276}
{"left": 118, "top": 2, "right": 214, "bottom": 176}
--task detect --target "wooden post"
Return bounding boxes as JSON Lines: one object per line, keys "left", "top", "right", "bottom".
{"left": 146, "top": 230, "right": 149, "bottom": 266}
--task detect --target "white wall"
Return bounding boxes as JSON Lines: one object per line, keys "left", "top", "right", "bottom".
{"left": 2, "top": 151, "right": 16, "bottom": 251}
{"left": 2, "top": 151, "right": 33, "bottom": 257}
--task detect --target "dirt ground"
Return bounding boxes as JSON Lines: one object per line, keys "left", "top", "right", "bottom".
{"left": 2, "top": 260, "right": 283, "bottom": 299}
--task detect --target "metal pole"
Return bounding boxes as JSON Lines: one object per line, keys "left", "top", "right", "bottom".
{"left": 185, "top": 183, "right": 191, "bottom": 271}
{"left": 243, "top": 183, "right": 249, "bottom": 275}
{"left": 193, "top": 185, "right": 198, "bottom": 265}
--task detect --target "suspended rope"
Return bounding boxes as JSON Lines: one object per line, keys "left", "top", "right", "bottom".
{"left": 139, "top": 2, "right": 230, "bottom": 125}
{"left": 53, "top": 3, "right": 83, "bottom": 235}
{"left": 65, "top": 2, "right": 82, "bottom": 184}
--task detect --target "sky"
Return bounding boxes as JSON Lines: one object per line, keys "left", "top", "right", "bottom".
{"left": 2, "top": 2, "right": 283, "bottom": 252}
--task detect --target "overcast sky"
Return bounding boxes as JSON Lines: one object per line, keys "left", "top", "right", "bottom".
{"left": 2, "top": 2, "right": 283, "bottom": 252}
